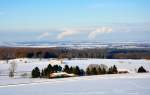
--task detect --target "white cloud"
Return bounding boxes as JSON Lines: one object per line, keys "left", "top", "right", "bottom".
{"left": 37, "top": 32, "right": 50, "bottom": 39}
{"left": 57, "top": 27, "right": 113, "bottom": 40}
{"left": 57, "top": 29, "right": 79, "bottom": 39}
{"left": 88, "top": 27, "right": 112, "bottom": 39}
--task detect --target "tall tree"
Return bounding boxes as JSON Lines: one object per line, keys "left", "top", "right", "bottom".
{"left": 86, "top": 67, "right": 91, "bottom": 75}
{"left": 113, "top": 65, "right": 118, "bottom": 74}
{"left": 73, "top": 66, "right": 81, "bottom": 75}
{"left": 63, "top": 65, "right": 70, "bottom": 73}
{"left": 47, "top": 64, "right": 53, "bottom": 74}
{"left": 32, "top": 67, "right": 40, "bottom": 78}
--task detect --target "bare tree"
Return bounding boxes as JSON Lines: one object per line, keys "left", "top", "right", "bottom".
{"left": 9, "top": 61, "right": 17, "bottom": 77}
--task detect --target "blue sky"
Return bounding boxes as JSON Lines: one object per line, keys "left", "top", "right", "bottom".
{"left": 0, "top": 0, "right": 150, "bottom": 42}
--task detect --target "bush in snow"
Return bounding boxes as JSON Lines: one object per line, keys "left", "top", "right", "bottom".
{"left": 138, "top": 66, "right": 147, "bottom": 73}
{"left": 32, "top": 67, "right": 40, "bottom": 78}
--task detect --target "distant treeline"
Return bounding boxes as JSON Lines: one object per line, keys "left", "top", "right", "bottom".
{"left": 0, "top": 47, "right": 150, "bottom": 60}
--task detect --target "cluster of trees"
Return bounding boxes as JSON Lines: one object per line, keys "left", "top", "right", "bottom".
{"left": 30, "top": 64, "right": 150, "bottom": 78}
{"left": 63, "top": 65, "right": 85, "bottom": 76}
{"left": 31, "top": 64, "right": 119, "bottom": 78}
{"left": 32, "top": 64, "right": 62, "bottom": 78}
{"left": 41, "top": 64, "right": 62, "bottom": 78}
{"left": 31, "top": 64, "right": 84, "bottom": 78}
{"left": 32, "top": 64, "right": 149, "bottom": 78}
{"left": 107, "top": 65, "right": 118, "bottom": 74}
{"left": 86, "top": 64, "right": 118, "bottom": 75}
{"left": 1, "top": 47, "right": 150, "bottom": 60}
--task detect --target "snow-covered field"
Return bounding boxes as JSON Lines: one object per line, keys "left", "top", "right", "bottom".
{"left": 0, "top": 58, "right": 150, "bottom": 95}
{"left": 0, "top": 73, "right": 150, "bottom": 95}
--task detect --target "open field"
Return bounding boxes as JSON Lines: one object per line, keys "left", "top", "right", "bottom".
{"left": 0, "top": 73, "right": 150, "bottom": 95}
{"left": 0, "top": 58, "right": 150, "bottom": 95}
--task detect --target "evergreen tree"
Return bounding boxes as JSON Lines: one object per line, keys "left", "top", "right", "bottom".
{"left": 53, "top": 65, "right": 59, "bottom": 73}
{"left": 113, "top": 65, "right": 118, "bottom": 74}
{"left": 58, "top": 65, "right": 62, "bottom": 72}
{"left": 63, "top": 65, "right": 70, "bottom": 73}
{"left": 47, "top": 64, "right": 53, "bottom": 74}
{"left": 86, "top": 67, "right": 91, "bottom": 75}
{"left": 32, "top": 67, "right": 40, "bottom": 78}
{"left": 44, "top": 67, "right": 48, "bottom": 76}
{"left": 138, "top": 66, "right": 147, "bottom": 73}
{"left": 80, "top": 69, "right": 85, "bottom": 76}
{"left": 73, "top": 66, "right": 80, "bottom": 75}
{"left": 41, "top": 69, "right": 45, "bottom": 77}
{"left": 102, "top": 68, "right": 106, "bottom": 74}
{"left": 91, "top": 67, "right": 97, "bottom": 75}
{"left": 107, "top": 65, "right": 118, "bottom": 74}
{"left": 107, "top": 67, "right": 113, "bottom": 74}
{"left": 97, "top": 67, "right": 102, "bottom": 74}
{"left": 69, "top": 66, "right": 73, "bottom": 74}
